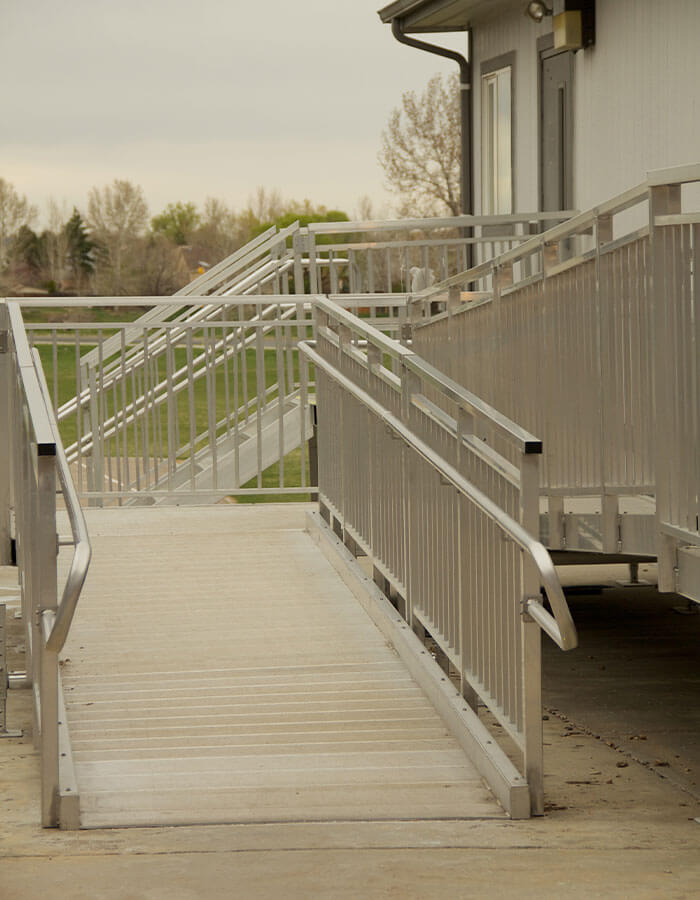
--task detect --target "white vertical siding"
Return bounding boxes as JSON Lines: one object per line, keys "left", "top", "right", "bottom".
{"left": 573, "top": 0, "right": 700, "bottom": 209}
{"left": 470, "top": 0, "right": 700, "bottom": 214}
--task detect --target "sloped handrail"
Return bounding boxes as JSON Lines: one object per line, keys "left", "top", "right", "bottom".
{"left": 300, "top": 299, "right": 577, "bottom": 653}
{"left": 413, "top": 163, "right": 700, "bottom": 309}
{"left": 7, "top": 302, "right": 91, "bottom": 653}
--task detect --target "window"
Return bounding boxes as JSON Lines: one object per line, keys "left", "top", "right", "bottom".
{"left": 481, "top": 65, "right": 512, "bottom": 215}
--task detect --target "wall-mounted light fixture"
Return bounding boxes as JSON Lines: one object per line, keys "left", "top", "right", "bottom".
{"left": 525, "top": 1, "right": 552, "bottom": 22}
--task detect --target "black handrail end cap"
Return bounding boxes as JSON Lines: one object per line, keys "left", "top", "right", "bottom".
{"left": 525, "top": 440, "right": 543, "bottom": 455}
{"left": 37, "top": 442, "right": 57, "bottom": 456}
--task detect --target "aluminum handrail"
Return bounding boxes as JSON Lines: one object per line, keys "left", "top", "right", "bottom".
{"left": 33, "top": 350, "right": 91, "bottom": 652}
{"left": 306, "top": 210, "right": 578, "bottom": 235}
{"left": 312, "top": 235, "right": 542, "bottom": 253}
{"left": 300, "top": 339, "right": 577, "bottom": 651}
{"left": 415, "top": 166, "right": 700, "bottom": 306}
{"left": 7, "top": 303, "right": 57, "bottom": 453}
{"left": 315, "top": 295, "right": 542, "bottom": 453}
{"left": 78, "top": 223, "right": 297, "bottom": 371}
{"left": 7, "top": 302, "right": 91, "bottom": 654}
{"left": 63, "top": 303, "right": 300, "bottom": 461}
{"left": 55, "top": 297, "right": 301, "bottom": 425}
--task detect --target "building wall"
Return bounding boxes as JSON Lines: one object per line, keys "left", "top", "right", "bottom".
{"left": 572, "top": 0, "right": 700, "bottom": 209}
{"left": 471, "top": 0, "right": 700, "bottom": 214}
{"left": 471, "top": 12, "right": 549, "bottom": 214}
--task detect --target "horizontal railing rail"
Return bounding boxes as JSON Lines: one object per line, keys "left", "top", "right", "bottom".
{"left": 301, "top": 210, "right": 575, "bottom": 296}
{"left": 306, "top": 210, "right": 577, "bottom": 235}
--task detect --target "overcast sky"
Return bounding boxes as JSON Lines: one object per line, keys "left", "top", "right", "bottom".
{"left": 2, "top": 0, "right": 466, "bottom": 223}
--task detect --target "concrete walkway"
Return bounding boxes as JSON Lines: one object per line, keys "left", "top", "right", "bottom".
{"left": 1, "top": 519, "right": 700, "bottom": 897}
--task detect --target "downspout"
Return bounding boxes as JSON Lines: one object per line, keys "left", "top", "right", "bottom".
{"left": 391, "top": 18, "right": 473, "bottom": 224}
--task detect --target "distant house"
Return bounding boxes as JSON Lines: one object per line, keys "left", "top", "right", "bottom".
{"left": 379, "top": 0, "right": 700, "bottom": 215}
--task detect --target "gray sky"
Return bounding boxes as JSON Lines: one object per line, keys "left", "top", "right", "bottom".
{"left": 2, "top": 0, "right": 465, "bottom": 222}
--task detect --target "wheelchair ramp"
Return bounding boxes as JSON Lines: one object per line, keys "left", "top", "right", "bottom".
{"left": 58, "top": 506, "right": 502, "bottom": 828}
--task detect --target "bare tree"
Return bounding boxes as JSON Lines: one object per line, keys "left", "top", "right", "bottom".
{"left": 87, "top": 179, "right": 149, "bottom": 294}
{"left": 378, "top": 72, "right": 461, "bottom": 217}
{"left": 133, "top": 233, "right": 189, "bottom": 296}
{"left": 353, "top": 194, "right": 389, "bottom": 222}
{"left": 192, "top": 197, "right": 240, "bottom": 263}
{"left": 0, "top": 178, "right": 37, "bottom": 271}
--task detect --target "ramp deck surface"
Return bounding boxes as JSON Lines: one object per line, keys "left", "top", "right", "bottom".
{"left": 57, "top": 505, "right": 502, "bottom": 828}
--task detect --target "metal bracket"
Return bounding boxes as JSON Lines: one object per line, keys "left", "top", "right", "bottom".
{"left": 520, "top": 595, "right": 539, "bottom": 623}
{"left": 617, "top": 514, "right": 623, "bottom": 553}
{"left": 0, "top": 604, "right": 23, "bottom": 738}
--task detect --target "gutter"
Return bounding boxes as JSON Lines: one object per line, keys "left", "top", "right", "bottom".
{"left": 390, "top": 17, "right": 473, "bottom": 226}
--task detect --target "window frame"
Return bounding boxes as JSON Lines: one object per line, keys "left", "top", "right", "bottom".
{"left": 480, "top": 52, "right": 515, "bottom": 217}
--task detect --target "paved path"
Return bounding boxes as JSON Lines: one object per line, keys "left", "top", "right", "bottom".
{"left": 2, "top": 551, "right": 700, "bottom": 896}
{"left": 57, "top": 504, "right": 500, "bottom": 828}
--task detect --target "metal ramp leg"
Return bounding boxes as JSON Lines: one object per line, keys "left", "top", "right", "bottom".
{"left": 0, "top": 604, "right": 22, "bottom": 738}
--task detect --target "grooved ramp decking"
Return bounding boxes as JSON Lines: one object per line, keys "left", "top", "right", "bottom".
{"left": 57, "top": 505, "right": 503, "bottom": 828}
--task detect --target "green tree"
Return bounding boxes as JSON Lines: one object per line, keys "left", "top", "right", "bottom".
{"left": 379, "top": 72, "right": 461, "bottom": 216}
{"left": 14, "top": 224, "right": 42, "bottom": 273}
{"left": 64, "top": 208, "right": 95, "bottom": 293}
{"left": 253, "top": 207, "right": 349, "bottom": 240}
{"left": 151, "top": 201, "right": 201, "bottom": 245}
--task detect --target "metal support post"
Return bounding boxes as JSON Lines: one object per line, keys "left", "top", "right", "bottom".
{"left": 601, "top": 494, "right": 620, "bottom": 554}
{"left": 37, "top": 453, "right": 58, "bottom": 827}
{"left": 650, "top": 182, "right": 682, "bottom": 592}
{"left": 307, "top": 232, "right": 319, "bottom": 294}
{"left": 548, "top": 496, "right": 565, "bottom": 549}
{"left": 292, "top": 232, "right": 306, "bottom": 297}
{"left": 0, "top": 604, "right": 22, "bottom": 738}
{"left": 87, "top": 365, "right": 103, "bottom": 508}
{"left": 308, "top": 400, "right": 318, "bottom": 502}
{"left": 520, "top": 452, "right": 544, "bottom": 816}
{"left": 0, "top": 305, "right": 11, "bottom": 565}
{"left": 400, "top": 364, "right": 421, "bottom": 628}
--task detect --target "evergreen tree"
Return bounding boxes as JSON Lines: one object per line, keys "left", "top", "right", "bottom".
{"left": 64, "top": 208, "right": 96, "bottom": 282}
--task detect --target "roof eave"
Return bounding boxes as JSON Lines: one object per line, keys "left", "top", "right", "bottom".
{"left": 378, "top": 1, "right": 428, "bottom": 24}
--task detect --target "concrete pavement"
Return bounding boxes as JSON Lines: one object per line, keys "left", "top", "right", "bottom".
{"left": 1, "top": 563, "right": 700, "bottom": 898}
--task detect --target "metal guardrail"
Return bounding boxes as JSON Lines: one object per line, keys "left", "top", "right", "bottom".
{"left": 34, "top": 354, "right": 91, "bottom": 653}
{"left": 3, "top": 300, "right": 91, "bottom": 827}
{"left": 407, "top": 164, "right": 700, "bottom": 597}
{"left": 18, "top": 294, "right": 415, "bottom": 506}
{"left": 79, "top": 223, "right": 297, "bottom": 371}
{"left": 301, "top": 296, "right": 577, "bottom": 817}
{"left": 42, "top": 209, "right": 572, "bottom": 497}
{"left": 20, "top": 297, "right": 319, "bottom": 504}
{"left": 302, "top": 210, "right": 575, "bottom": 295}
